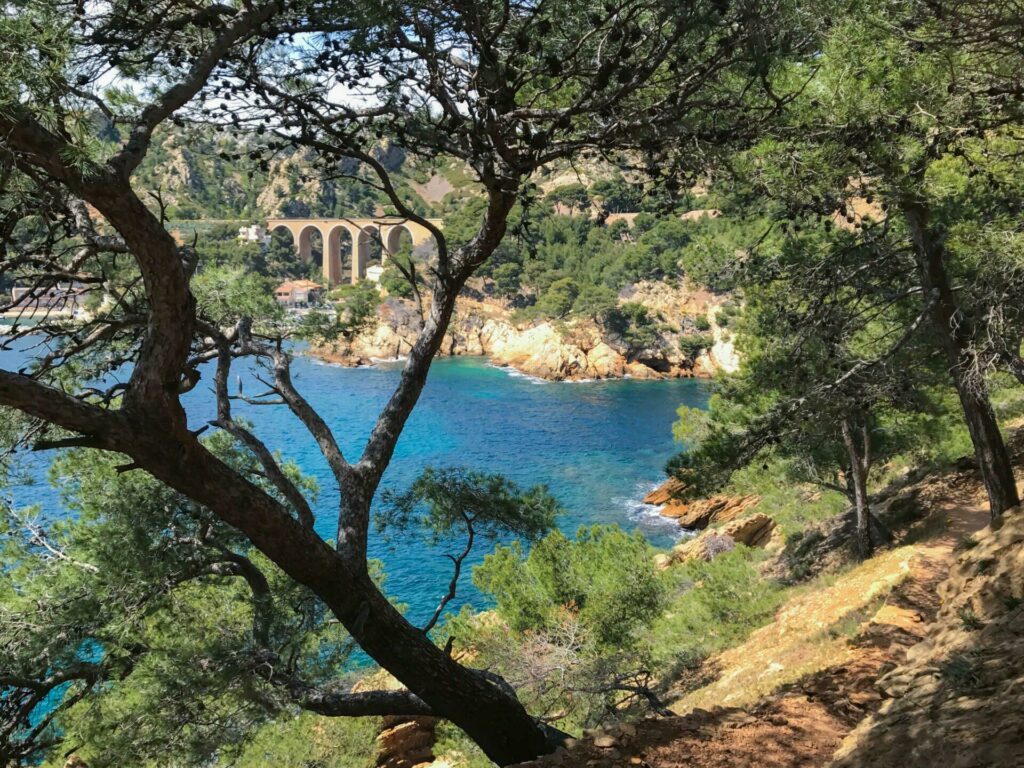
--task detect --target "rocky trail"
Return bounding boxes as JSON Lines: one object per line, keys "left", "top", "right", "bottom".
{"left": 513, "top": 463, "right": 1022, "bottom": 768}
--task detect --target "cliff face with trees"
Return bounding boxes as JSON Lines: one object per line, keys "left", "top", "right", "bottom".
{"left": 142, "top": 126, "right": 750, "bottom": 381}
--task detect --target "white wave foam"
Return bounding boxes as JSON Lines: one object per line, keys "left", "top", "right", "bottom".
{"left": 618, "top": 481, "right": 694, "bottom": 541}
{"left": 308, "top": 358, "right": 349, "bottom": 369}
{"left": 486, "top": 363, "right": 550, "bottom": 385}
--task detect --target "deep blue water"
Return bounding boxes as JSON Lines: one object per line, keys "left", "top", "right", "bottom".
{"left": 2, "top": 344, "right": 707, "bottom": 624}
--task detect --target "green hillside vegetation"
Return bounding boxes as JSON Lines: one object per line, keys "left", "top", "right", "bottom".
{"left": 164, "top": 147, "right": 749, "bottom": 336}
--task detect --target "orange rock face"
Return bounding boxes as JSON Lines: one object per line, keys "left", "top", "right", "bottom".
{"left": 643, "top": 477, "right": 689, "bottom": 506}
{"left": 377, "top": 716, "right": 438, "bottom": 768}
{"left": 669, "top": 513, "right": 777, "bottom": 565}
{"left": 659, "top": 494, "right": 761, "bottom": 530}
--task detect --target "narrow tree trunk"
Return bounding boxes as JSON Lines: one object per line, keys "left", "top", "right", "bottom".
{"left": 329, "top": 488, "right": 560, "bottom": 765}
{"left": 903, "top": 200, "right": 1020, "bottom": 518}
{"left": 842, "top": 417, "right": 873, "bottom": 559}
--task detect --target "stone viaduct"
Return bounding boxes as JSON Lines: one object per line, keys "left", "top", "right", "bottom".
{"left": 266, "top": 217, "right": 442, "bottom": 285}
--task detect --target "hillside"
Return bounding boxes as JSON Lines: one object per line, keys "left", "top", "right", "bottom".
{"left": 129, "top": 124, "right": 477, "bottom": 222}
{"left": 499, "top": 447, "right": 1024, "bottom": 768}
{"left": 129, "top": 124, "right": 745, "bottom": 384}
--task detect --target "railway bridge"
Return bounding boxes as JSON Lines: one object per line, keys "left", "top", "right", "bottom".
{"left": 266, "top": 217, "right": 442, "bottom": 284}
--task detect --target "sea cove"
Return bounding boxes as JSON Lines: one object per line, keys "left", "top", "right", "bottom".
{"left": 4, "top": 346, "right": 707, "bottom": 625}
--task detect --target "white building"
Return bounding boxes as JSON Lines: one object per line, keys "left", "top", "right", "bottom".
{"left": 237, "top": 224, "right": 272, "bottom": 246}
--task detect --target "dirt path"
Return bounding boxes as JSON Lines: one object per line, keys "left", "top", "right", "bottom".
{"left": 521, "top": 467, "right": 1008, "bottom": 768}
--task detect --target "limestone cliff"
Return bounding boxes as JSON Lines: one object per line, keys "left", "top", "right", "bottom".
{"left": 310, "top": 281, "right": 739, "bottom": 381}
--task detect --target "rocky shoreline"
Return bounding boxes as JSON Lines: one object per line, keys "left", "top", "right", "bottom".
{"left": 309, "top": 281, "right": 739, "bottom": 382}
{"left": 641, "top": 477, "right": 781, "bottom": 567}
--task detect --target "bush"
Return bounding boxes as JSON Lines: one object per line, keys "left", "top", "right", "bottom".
{"left": 532, "top": 277, "right": 580, "bottom": 319}
{"left": 545, "top": 183, "right": 591, "bottom": 214}
{"left": 679, "top": 333, "right": 714, "bottom": 360}
{"left": 474, "top": 525, "right": 665, "bottom": 649}
{"left": 491, "top": 262, "right": 523, "bottom": 298}
{"left": 603, "top": 302, "right": 658, "bottom": 350}
{"left": 379, "top": 263, "right": 415, "bottom": 298}
{"left": 649, "top": 547, "right": 785, "bottom": 670}
{"left": 571, "top": 285, "right": 618, "bottom": 320}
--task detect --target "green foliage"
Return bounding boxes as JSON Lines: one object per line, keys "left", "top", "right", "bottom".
{"left": 301, "top": 282, "right": 381, "bottom": 342}
{"left": 446, "top": 197, "right": 739, "bottom": 318}
{"left": 491, "top": 261, "right": 524, "bottom": 298}
{"left": 532, "top": 276, "right": 580, "bottom": 319}
{"left": 714, "top": 457, "right": 850, "bottom": 540}
{"left": 379, "top": 263, "right": 415, "bottom": 298}
{"left": 474, "top": 526, "right": 664, "bottom": 649}
{"left": 957, "top": 607, "right": 984, "bottom": 632}
{"left": 0, "top": 442, "right": 365, "bottom": 767}
{"left": 379, "top": 234, "right": 424, "bottom": 299}
{"left": 602, "top": 302, "right": 659, "bottom": 350}
{"left": 678, "top": 333, "right": 714, "bottom": 360}
{"left": 545, "top": 183, "right": 591, "bottom": 214}
{"left": 591, "top": 175, "right": 643, "bottom": 213}
{"left": 649, "top": 547, "right": 786, "bottom": 670}
{"left": 192, "top": 266, "right": 283, "bottom": 329}
{"left": 568, "top": 285, "right": 616, "bottom": 320}
{"left": 212, "top": 713, "right": 379, "bottom": 768}
{"left": 378, "top": 466, "right": 559, "bottom": 545}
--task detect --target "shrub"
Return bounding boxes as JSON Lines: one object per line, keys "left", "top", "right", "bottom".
{"left": 649, "top": 547, "right": 785, "bottom": 670}
{"left": 603, "top": 302, "right": 658, "bottom": 350}
{"left": 532, "top": 277, "right": 580, "bottom": 319}
{"left": 679, "top": 333, "right": 714, "bottom": 359}
{"left": 571, "top": 285, "right": 618, "bottom": 320}
{"left": 474, "top": 525, "right": 665, "bottom": 649}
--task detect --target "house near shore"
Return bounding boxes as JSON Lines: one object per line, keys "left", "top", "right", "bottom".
{"left": 274, "top": 279, "right": 324, "bottom": 307}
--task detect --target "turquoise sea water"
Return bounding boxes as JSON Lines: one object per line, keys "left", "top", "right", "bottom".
{"left": 3, "top": 346, "right": 708, "bottom": 623}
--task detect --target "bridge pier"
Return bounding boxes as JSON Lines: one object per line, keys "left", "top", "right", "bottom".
{"left": 266, "top": 217, "right": 442, "bottom": 286}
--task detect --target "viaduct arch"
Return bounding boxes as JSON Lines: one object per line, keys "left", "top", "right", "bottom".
{"left": 266, "top": 217, "right": 442, "bottom": 285}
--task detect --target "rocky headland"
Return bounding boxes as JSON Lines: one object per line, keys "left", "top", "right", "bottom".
{"left": 309, "top": 281, "right": 739, "bottom": 382}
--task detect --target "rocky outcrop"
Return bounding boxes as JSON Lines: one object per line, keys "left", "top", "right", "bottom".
{"left": 352, "top": 670, "right": 438, "bottom": 768}
{"left": 311, "top": 283, "right": 737, "bottom": 381}
{"left": 661, "top": 513, "right": 777, "bottom": 567}
{"left": 659, "top": 494, "right": 762, "bottom": 529}
{"left": 643, "top": 477, "right": 689, "bottom": 506}
{"left": 828, "top": 507, "right": 1024, "bottom": 768}
{"left": 377, "top": 716, "right": 437, "bottom": 768}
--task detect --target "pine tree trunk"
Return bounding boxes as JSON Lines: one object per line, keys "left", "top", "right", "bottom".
{"left": 842, "top": 417, "right": 873, "bottom": 559}
{"left": 330, "top": 491, "right": 559, "bottom": 765}
{"left": 128, "top": 434, "right": 561, "bottom": 766}
{"left": 902, "top": 200, "right": 1020, "bottom": 519}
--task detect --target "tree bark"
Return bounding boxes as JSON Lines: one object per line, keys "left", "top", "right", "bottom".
{"left": 124, "top": 428, "right": 559, "bottom": 765}
{"left": 841, "top": 416, "right": 873, "bottom": 559}
{"left": 902, "top": 200, "right": 1020, "bottom": 518}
